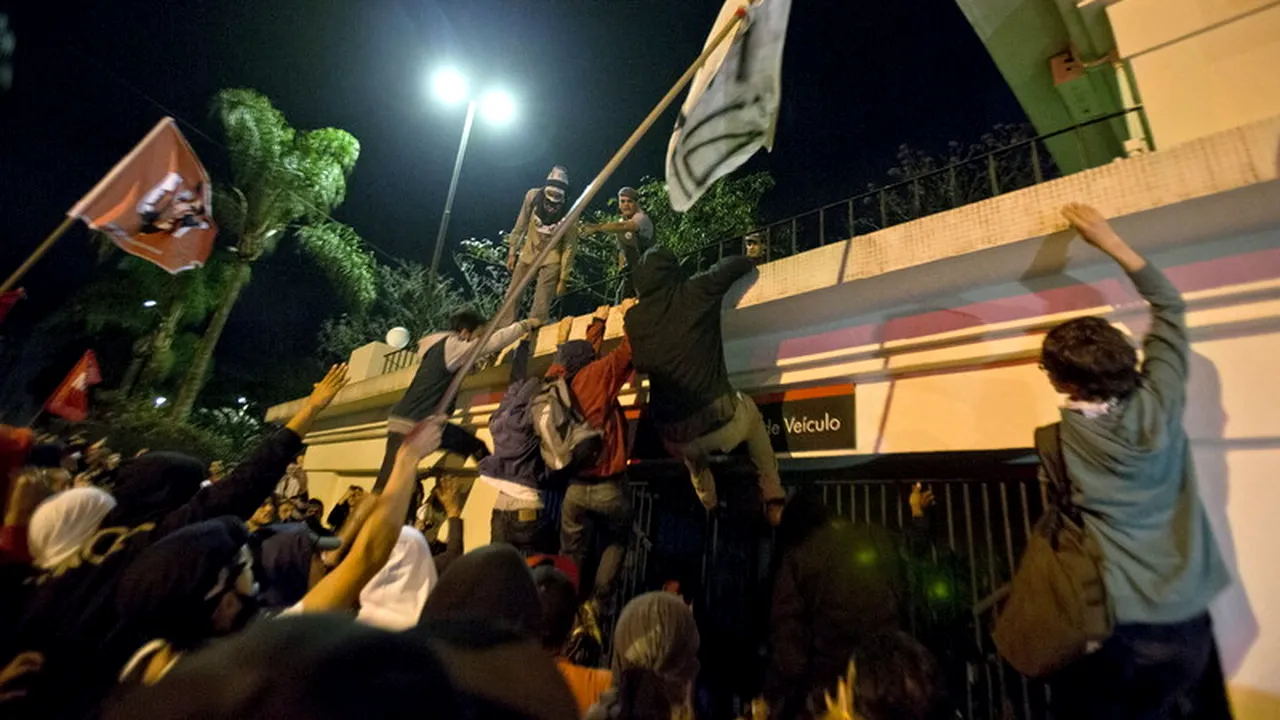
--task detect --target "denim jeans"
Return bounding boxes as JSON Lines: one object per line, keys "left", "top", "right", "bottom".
{"left": 560, "top": 476, "right": 631, "bottom": 611}
{"left": 491, "top": 507, "right": 558, "bottom": 557}
{"left": 1048, "top": 612, "right": 1231, "bottom": 720}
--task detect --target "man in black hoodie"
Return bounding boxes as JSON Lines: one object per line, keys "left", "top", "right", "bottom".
{"left": 624, "top": 248, "right": 785, "bottom": 524}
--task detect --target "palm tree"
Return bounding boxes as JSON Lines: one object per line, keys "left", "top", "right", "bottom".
{"left": 171, "top": 88, "right": 375, "bottom": 420}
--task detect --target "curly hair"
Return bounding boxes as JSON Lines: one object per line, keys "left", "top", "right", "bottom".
{"left": 448, "top": 307, "right": 485, "bottom": 334}
{"left": 1041, "top": 316, "right": 1140, "bottom": 402}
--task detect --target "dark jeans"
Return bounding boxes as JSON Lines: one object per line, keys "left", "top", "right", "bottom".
{"left": 560, "top": 476, "right": 631, "bottom": 612}
{"left": 491, "top": 507, "right": 558, "bottom": 557}
{"left": 1049, "top": 612, "right": 1232, "bottom": 720}
{"left": 373, "top": 424, "right": 489, "bottom": 493}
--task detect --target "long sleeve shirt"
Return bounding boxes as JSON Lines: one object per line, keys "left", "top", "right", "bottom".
{"left": 508, "top": 188, "right": 579, "bottom": 284}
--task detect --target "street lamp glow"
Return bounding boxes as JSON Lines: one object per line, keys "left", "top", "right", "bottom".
{"left": 479, "top": 89, "right": 515, "bottom": 125}
{"left": 237, "top": 396, "right": 248, "bottom": 405}
{"left": 431, "top": 68, "right": 468, "bottom": 106}
{"left": 153, "top": 396, "right": 167, "bottom": 408}
{"left": 142, "top": 299, "right": 157, "bottom": 308}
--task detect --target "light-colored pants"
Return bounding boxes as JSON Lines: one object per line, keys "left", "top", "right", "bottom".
{"left": 500, "top": 261, "right": 559, "bottom": 326}
{"left": 663, "top": 392, "right": 784, "bottom": 508}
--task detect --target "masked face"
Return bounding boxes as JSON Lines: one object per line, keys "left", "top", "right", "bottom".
{"left": 211, "top": 546, "right": 260, "bottom": 636}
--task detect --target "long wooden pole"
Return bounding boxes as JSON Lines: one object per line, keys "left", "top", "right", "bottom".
{"left": 1, "top": 216, "right": 78, "bottom": 294}
{"left": 429, "top": 7, "right": 747, "bottom": 419}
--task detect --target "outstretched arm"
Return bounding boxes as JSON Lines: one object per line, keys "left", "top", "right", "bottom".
{"left": 300, "top": 416, "right": 445, "bottom": 613}
{"left": 689, "top": 255, "right": 754, "bottom": 300}
{"left": 1063, "top": 204, "right": 1187, "bottom": 407}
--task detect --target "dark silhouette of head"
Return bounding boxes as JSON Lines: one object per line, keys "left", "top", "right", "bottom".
{"left": 1040, "top": 316, "right": 1140, "bottom": 402}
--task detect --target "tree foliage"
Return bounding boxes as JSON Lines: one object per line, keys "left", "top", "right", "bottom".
{"left": 173, "top": 88, "right": 372, "bottom": 419}
{"left": 318, "top": 261, "right": 466, "bottom": 363}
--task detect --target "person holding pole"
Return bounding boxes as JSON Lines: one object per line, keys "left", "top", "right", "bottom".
{"left": 501, "top": 166, "right": 579, "bottom": 325}
{"left": 582, "top": 186, "right": 654, "bottom": 300}
{"left": 372, "top": 308, "right": 540, "bottom": 494}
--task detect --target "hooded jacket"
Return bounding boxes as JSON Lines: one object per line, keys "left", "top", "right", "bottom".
{"left": 357, "top": 526, "right": 438, "bottom": 631}
{"left": 1054, "top": 263, "right": 1228, "bottom": 624}
{"left": 624, "top": 249, "right": 753, "bottom": 431}
{"left": 1, "top": 429, "right": 302, "bottom": 719}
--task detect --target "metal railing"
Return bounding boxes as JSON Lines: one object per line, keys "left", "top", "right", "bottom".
{"left": 558, "top": 106, "right": 1148, "bottom": 316}
{"left": 610, "top": 473, "right": 1050, "bottom": 720}
{"left": 381, "top": 348, "right": 418, "bottom": 375}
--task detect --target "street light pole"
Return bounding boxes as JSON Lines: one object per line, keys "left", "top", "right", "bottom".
{"left": 428, "top": 98, "right": 477, "bottom": 284}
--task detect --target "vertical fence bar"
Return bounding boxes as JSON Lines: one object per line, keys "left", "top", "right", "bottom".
{"left": 981, "top": 485, "right": 1004, "bottom": 718}
{"left": 1074, "top": 127, "right": 1087, "bottom": 170}
{"left": 946, "top": 484, "right": 956, "bottom": 552}
{"left": 986, "top": 154, "right": 1000, "bottom": 197}
{"left": 718, "top": 236, "right": 725, "bottom": 261}
{"left": 962, "top": 484, "right": 982, "bottom": 720}
{"left": 880, "top": 485, "right": 888, "bottom": 526}
{"left": 818, "top": 207, "right": 826, "bottom": 246}
{"left": 1030, "top": 142, "right": 1044, "bottom": 184}
{"left": 878, "top": 189, "right": 888, "bottom": 229}
{"left": 864, "top": 485, "right": 872, "bottom": 524}
{"left": 846, "top": 198, "right": 855, "bottom": 238}
{"left": 850, "top": 483, "right": 857, "bottom": 522}
{"left": 790, "top": 217, "right": 798, "bottom": 256}
{"left": 912, "top": 179, "right": 922, "bottom": 219}
{"left": 834, "top": 484, "right": 842, "bottom": 517}
{"left": 948, "top": 165, "right": 959, "bottom": 208}
{"left": 765, "top": 226, "right": 773, "bottom": 263}
{"left": 1000, "top": 484, "right": 1033, "bottom": 720}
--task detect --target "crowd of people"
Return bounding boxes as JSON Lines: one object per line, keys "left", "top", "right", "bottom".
{"left": 0, "top": 202, "right": 1233, "bottom": 719}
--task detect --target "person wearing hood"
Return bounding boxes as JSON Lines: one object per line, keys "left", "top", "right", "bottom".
{"left": 356, "top": 525, "right": 438, "bottom": 631}
{"left": 502, "top": 166, "right": 580, "bottom": 325}
{"left": 581, "top": 186, "right": 654, "bottom": 300}
{"left": 479, "top": 336, "right": 557, "bottom": 556}
{"left": 0, "top": 365, "right": 349, "bottom": 718}
{"left": 554, "top": 300, "right": 637, "bottom": 614}
{"left": 1038, "top": 205, "right": 1231, "bottom": 718}
{"left": 624, "top": 247, "right": 785, "bottom": 525}
{"left": 27, "top": 486, "right": 117, "bottom": 572}
{"left": 586, "top": 591, "right": 701, "bottom": 720}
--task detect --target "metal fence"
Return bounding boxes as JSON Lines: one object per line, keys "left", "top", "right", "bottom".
{"left": 609, "top": 473, "right": 1051, "bottom": 720}
{"left": 558, "top": 106, "right": 1148, "bottom": 316}
{"left": 382, "top": 348, "right": 418, "bottom": 374}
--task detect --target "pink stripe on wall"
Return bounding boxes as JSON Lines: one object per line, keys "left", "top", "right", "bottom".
{"left": 776, "top": 247, "right": 1280, "bottom": 360}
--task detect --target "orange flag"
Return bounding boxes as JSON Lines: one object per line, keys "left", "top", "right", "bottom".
{"left": 44, "top": 351, "right": 103, "bottom": 423}
{"left": 68, "top": 118, "right": 217, "bottom": 274}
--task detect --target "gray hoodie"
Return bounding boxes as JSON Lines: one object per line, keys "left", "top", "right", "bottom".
{"left": 1059, "top": 263, "right": 1229, "bottom": 624}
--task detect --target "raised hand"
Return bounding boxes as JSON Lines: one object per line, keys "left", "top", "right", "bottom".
{"left": 307, "top": 364, "right": 349, "bottom": 412}
{"left": 1061, "top": 203, "right": 1145, "bottom": 272}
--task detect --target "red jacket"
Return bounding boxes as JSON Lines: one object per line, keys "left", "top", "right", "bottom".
{"left": 546, "top": 318, "right": 633, "bottom": 479}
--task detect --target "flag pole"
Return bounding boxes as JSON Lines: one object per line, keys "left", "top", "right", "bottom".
{"left": 428, "top": 7, "right": 748, "bottom": 421}
{"left": 1, "top": 216, "right": 78, "bottom": 294}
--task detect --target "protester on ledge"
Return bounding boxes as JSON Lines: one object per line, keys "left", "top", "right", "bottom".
{"left": 1038, "top": 204, "right": 1232, "bottom": 718}
{"left": 582, "top": 186, "right": 654, "bottom": 299}
{"left": 625, "top": 247, "right": 785, "bottom": 525}
{"left": 374, "top": 308, "right": 538, "bottom": 494}
{"left": 502, "top": 165, "right": 579, "bottom": 325}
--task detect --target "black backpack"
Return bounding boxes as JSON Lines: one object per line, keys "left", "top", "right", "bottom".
{"left": 989, "top": 423, "right": 1114, "bottom": 677}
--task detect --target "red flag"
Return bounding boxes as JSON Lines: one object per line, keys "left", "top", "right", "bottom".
{"left": 0, "top": 289, "right": 23, "bottom": 324}
{"left": 68, "top": 118, "right": 217, "bottom": 274}
{"left": 44, "top": 351, "right": 103, "bottom": 423}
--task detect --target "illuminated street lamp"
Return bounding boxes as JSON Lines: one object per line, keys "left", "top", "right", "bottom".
{"left": 427, "top": 68, "right": 515, "bottom": 282}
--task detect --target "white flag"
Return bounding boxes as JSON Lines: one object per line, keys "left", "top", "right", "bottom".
{"left": 665, "top": 0, "right": 793, "bottom": 212}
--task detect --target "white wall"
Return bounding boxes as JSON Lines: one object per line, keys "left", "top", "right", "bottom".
{"left": 1110, "top": 0, "right": 1280, "bottom": 149}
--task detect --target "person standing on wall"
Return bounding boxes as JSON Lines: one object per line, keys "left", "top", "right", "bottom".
{"left": 1038, "top": 204, "right": 1232, "bottom": 719}
{"left": 624, "top": 247, "right": 785, "bottom": 526}
{"left": 502, "top": 166, "right": 579, "bottom": 325}
{"left": 373, "top": 308, "right": 540, "bottom": 494}
{"left": 582, "top": 186, "right": 654, "bottom": 300}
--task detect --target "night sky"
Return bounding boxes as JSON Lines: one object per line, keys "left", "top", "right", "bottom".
{"left": 0, "top": 0, "right": 1024, "bottom": 409}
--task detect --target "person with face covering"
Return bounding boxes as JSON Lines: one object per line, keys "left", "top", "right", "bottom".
{"left": 0, "top": 365, "right": 349, "bottom": 718}
{"left": 624, "top": 248, "right": 785, "bottom": 525}
{"left": 586, "top": 591, "right": 701, "bottom": 720}
{"left": 501, "top": 166, "right": 580, "bottom": 325}
{"left": 27, "top": 487, "right": 117, "bottom": 572}
{"left": 356, "top": 525, "right": 438, "bottom": 631}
